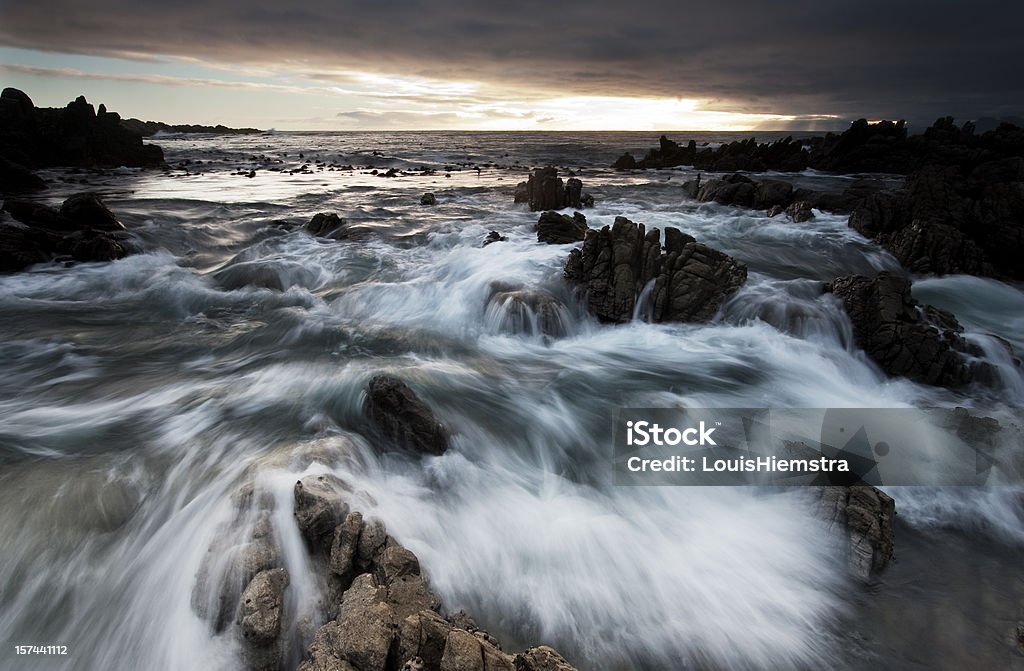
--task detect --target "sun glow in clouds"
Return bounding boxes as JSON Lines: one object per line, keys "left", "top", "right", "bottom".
{"left": 0, "top": 47, "right": 840, "bottom": 131}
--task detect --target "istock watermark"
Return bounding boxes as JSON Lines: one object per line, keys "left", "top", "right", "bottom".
{"left": 612, "top": 407, "right": 1024, "bottom": 486}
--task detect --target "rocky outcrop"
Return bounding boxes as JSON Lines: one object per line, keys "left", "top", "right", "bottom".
{"left": 292, "top": 476, "right": 579, "bottom": 671}
{"left": 0, "top": 193, "right": 130, "bottom": 272}
{"left": 786, "top": 200, "right": 815, "bottom": 222}
{"left": 0, "top": 88, "right": 163, "bottom": 174}
{"left": 826, "top": 272, "right": 985, "bottom": 387}
{"left": 564, "top": 216, "right": 747, "bottom": 323}
{"left": 849, "top": 159, "right": 1024, "bottom": 280}
{"left": 120, "top": 117, "right": 261, "bottom": 136}
{"left": 535, "top": 211, "right": 588, "bottom": 245}
{"left": 363, "top": 376, "right": 451, "bottom": 456}
{"left": 623, "top": 134, "right": 808, "bottom": 172}
{"left": 818, "top": 485, "right": 895, "bottom": 582}
{"left": 513, "top": 168, "right": 591, "bottom": 211}
{"left": 306, "top": 213, "right": 351, "bottom": 240}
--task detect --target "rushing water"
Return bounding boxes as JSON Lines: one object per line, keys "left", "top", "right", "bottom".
{"left": 1, "top": 131, "right": 1022, "bottom": 671}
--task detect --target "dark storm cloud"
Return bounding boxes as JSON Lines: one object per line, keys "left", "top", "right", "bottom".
{"left": 1, "top": 0, "right": 1021, "bottom": 123}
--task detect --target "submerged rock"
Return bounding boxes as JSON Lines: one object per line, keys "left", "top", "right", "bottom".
{"left": 363, "top": 375, "right": 451, "bottom": 456}
{"left": 485, "top": 286, "right": 573, "bottom": 339}
{"left": 826, "top": 272, "right": 985, "bottom": 387}
{"left": 483, "top": 231, "right": 507, "bottom": 247}
{"left": 564, "top": 216, "right": 747, "bottom": 323}
{"left": 535, "top": 211, "right": 588, "bottom": 245}
{"left": 420, "top": 193, "right": 437, "bottom": 206}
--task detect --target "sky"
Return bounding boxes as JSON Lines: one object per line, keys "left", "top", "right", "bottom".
{"left": 0, "top": 0, "right": 1021, "bottom": 131}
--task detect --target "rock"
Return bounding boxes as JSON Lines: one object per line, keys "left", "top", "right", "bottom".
{"left": 294, "top": 474, "right": 350, "bottom": 553}
{"left": 0, "top": 194, "right": 130, "bottom": 271}
{"left": 513, "top": 646, "right": 579, "bottom": 671}
{"left": 420, "top": 193, "right": 437, "bottom": 206}
{"left": 483, "top": 231, "right": 507, "bottom": 247}
{"left": 535, "top": 211, "right": 588, "bottom": 245}
{"left": 485, "top": 287, "right": 572, "bottom": 338}
{"left": 697, "top": 173, "right": 756, "bottom": 207}
{"left": 826, "top": 272, "right": 984, "bottom": 386}
{"left": 363, "top": 375, "right": 450, "bottom": 456}
{"left": 564, "top": 216, "right": 747, "bottom": 323}
{"left": 334, "top": 574, "right": 397, "bottom": 671}
{"left": 306, "top": 213, "right": 348, "bottom": 239}
{"left": 0, "top": 88, "right": 164, "bottom": 169}
{"left": 818, "top": 486, "right": 895, "bottom": 582}
{"left": 514, "top": 168, "right": 590, "bottom": 211}
{"left": 0, "top": 155, "right": 46, "bottom": 193}
{"left": 396, "top": 610, "right": 455, "bottom": 670}
{"left": 238, "top": 567, "right": 290, "bottom": 671}
{"left": 59, "top": 193, "right": 124, "bottom": 231}
{"left": 766, "top": 204, "right": 784, "bottom": 218}
{"left": 753, "top": 179, "right": 794, "bottom": 210}
{"left": 239, "top": 568, "right": 289, "bottom": 642}
{"left": 612, "top": 152, "right": 636, "bottom": 170}
{"left": 785, "top": 200, "right": 814, "bottom": 222}
{"left": 441, "top": 629, "right": 485, "bottom": 671}
{"left": 376, "top": 545, "right": 421, "bottom": 584}
{"left": 329, "top": 511, "right": 364, "bottom": 579}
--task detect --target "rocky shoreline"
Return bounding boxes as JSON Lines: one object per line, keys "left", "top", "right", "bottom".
{"left": 2, "top": 85, "right": 1023, "bottom": 668}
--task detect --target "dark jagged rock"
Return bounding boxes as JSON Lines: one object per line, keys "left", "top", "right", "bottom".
{"left": 612, "top": 152, "right": 636, "bottom": 170}
{"left": 849, "top": 159, "right": 1024, "bottom": 279}
{"left": 0, "top": 155, "right": 46, "bottom": 192}
{"left": 0, "top": 193, "right": 130, "bottom": 271}
{"left": 306, "top": 212, "right": 349, "bottom": 239}
{"left": 363, "top": 375, "right": 450, "bottom": 456}
{"left": 818, "top": 485, "right": 895, "bottom": 582}
{"left": 513, "top": 168, "right": 592, "bottom": 211}
{"left": 786, "top": 200, "right": 815, "bottom": 222}
{"left": 826, "top": 272, "right": 985, "bottom": 387}
{"left": 420, "top": 192, "right": 437, "bottom": 206}
{"left": 0, "top": 88, "right": 164, "bottom": 172}
{"left": 59, "top": 193, "right": 124, "bottom": 231}
{"left": 696, "top": 173, "right": 756, "bottom": 207}
{"left": 119, "top": 118, "right": 261, "bottom": 136}
{"left": 482, "top": 231, "right": 507, "bottom": 247}
{"left": 564, "top": 216, "right": 747, "bottom": 323}
{"left": 535, "top": 211, "right": 588, "bottom": 245}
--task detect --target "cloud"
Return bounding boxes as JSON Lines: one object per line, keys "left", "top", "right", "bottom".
{"left": 1, "top": 0, "right": 1021, "bottom": 123}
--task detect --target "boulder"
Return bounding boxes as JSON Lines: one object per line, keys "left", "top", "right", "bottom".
{"left": 0, "top": 155, "right": 46, "bottom": 193}
{"left": 420, "top": 193, "right": 437, "bottom": 206}
{"left": 60, "top": 193, "right": 124, "bottom": 231}
{"left": 535, "top": 211, "right": 588, "bottom": 245}
{"left": 826, "top": 272, "right": 984, "bottom": 386}
{"left": 513, "top": 647, "right": 579, "bottom": 671}
{"left": 238, "top": 567, "right": 289, "bottom": 643}
{"left": 363, "top": 375, "right": 450, "bottom": 456}
{"left": 564, "top": 178, "right": 583, "bottom": 209}
{"left": 818, "top": 486, "right": 895, "bottom": 582}
{"left": 482, "top": 231, "right": 507, "bottom": 247}
{"left": 696, "top": 173, "right": 756, "bottom": 207}
{"left": 485, "top": 287, "right": 572, "bottom": 339}
{"left": 753, "top": 179, "right": 794, "bottom": 210}
{"left": 294, "top": 474, "right": 351, "bottom": 553}
{"left": 306, "top": 213, "right": 349, "bottom": 239}
{"left": 785, "top": 200, "right": 814, "bottom": 222}
{"left": 564, "top": 216, "right": 747, "bottom": 323}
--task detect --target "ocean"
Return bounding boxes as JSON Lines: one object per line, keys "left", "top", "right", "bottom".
{"left": 1, "top": 131, "right": 1023, "bottom": 670}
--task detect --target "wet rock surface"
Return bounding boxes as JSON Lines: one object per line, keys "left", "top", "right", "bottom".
{"left": 818, "top": 485, "right": 896, "bottom": 582}
{"left": 564, "top": 216, "right": 747, "bottom": 323}
{"left": 535, "top": 211, "right": 588, "bottom": 245}
{"left": 826, "top": 272, "right": 985, "bottom": 387}
{"left": 363, "top": 376, "right": 451, "bottom": 456}
{"left": 513, "top": 168, "right": 591, "bottom": 211}
{"left": 0, "top": 193, "right": 131, "bottom": 272}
